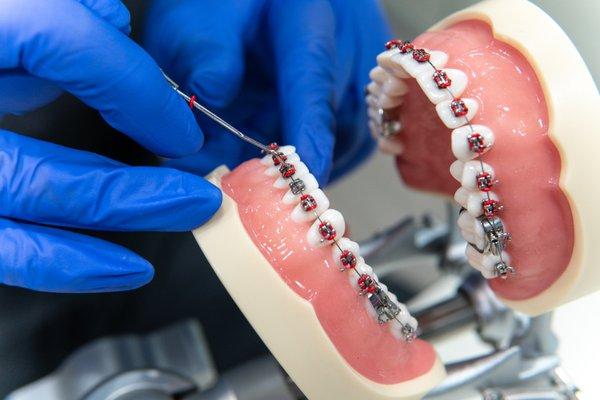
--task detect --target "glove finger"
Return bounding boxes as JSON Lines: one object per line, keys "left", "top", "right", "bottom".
{"left": 0, "top": 129, "right": 222, "bottom": 231}
{"left": 0, "top": 70, "right": 62, "bottom": 115}
{"left": 77, "top": 0, "right": 131, "bottom": 34}
{"left": 0, "top": 0, "right": 202, "bottom": 158}
{"left": 268, "top": 0, "right": 337, "bottom": 185}
{"left": 0, "top": 218, "right": 153, "bottom": 293}
{"left": 144, "top": 0, "right": 247, "bottom": 108}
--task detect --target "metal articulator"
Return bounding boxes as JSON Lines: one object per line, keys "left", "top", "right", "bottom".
{"left": 8, "top": 203, "right": 580, "bottom": 400}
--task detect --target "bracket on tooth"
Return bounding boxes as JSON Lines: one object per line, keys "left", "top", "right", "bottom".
{"left": 279, "top": 163, "right": 296, "bottom": 178}
{"left": 272, "top": 152, "right": 287, "bottom": 166}
{"left": 377, "top": 107, "right": 402, "bottom": 138}
{"left": 433, "top": 69, "right": 452, "bottom": 89}
{"left": 494, "top": 261, "right": 516, "bottom": 279}
{"left": 339, "top": 250, "right": 357, "bottom": 271}
{"left": 412, "top": 48, "right": 430, "bottom": 63}
{"left": 300, "top": 194, "right": 317, "bottom": 212}
{"left": 451, "top": 98, "right": 469, "bottom": 117}
{"left": 367, "top": 287, "right": 401, "bottom": 324}
{"left": 289, "top": 179, "right": 305, "bottom": 195}
{"left": 482, "top": 199, "right": 503, "bottom": 218}
{"left": 318, "top": 221, "right": 337, "bottom": 241}
{"left": 479, "top": 216, "right": 511, "bottom": 255}
{"left": 357, "top": 274, "right": 377, "bottom": 296}
{"left": 476, "top": 171, "right": 496, "bottom": 192}
{"left": 467, "top": 132, "right": 491, "bottom": 154}
{"left": 385, "top": 39, "right": 404, "bottom": 50}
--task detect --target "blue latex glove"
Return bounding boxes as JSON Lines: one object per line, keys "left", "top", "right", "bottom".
{"left": 0, "top": 0, "right": 222, "bottom": 293}
{"left": 144, "top": 0, "right": 391, "bottom": 184}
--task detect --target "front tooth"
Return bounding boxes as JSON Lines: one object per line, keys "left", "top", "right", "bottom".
{"left": 273, "top": 162, "right": 309, "bottom": 188}
{"left": 265, "top": 153, "right": 300, "bottom": 176}
{"left": 382, "top": 76, "right": 408, "bottom": 97}
{"left": 367, "top": 81, "right": 381, "bottom": 96}
{"left": 461, "top": 161, "right": 494, "bottom": 190}
{"left": 451, "top": 124, "right": 495, "bottom": 161}
{"left": 291, "top": 189, "right": 329, "bottom": 222}
{"left": 416, "top": 68, "right": 468, "bottom": 104}
{"left": 394, "top": 50, "right": 448, "bottom": 78}
{"left": 457, "top": 212, "right": 486, "bottom": 249}
{"left": 450, "top": 160, "right": 464, "bottom": 182}
{"left": 435, "top": 98, "right": 479, "bottom": 129}
{"left": 332, "top": 238, "right": 362, "bottom": 270}
{"left": 465, "top": 246, "right": 511, "bottom": 279}
{"left": 306, "top": 209, "right": 345, "bottom": 248}
{"left": 261, "top": 145, "right": 296, "bottom": 165}
{"left": 365, "top": 94, "right": 379, "bottom": 108}
{"left": 376, "top": 49, "right": 410, "bottom": 78}
{"left": 369, "top": 66, "right": 388, "bottom": 84}
{"left": 282, "top": 174, "right": 319, "bottom": 204}
{"left": 378, "top": 137, "right": 404, "bottom": 155}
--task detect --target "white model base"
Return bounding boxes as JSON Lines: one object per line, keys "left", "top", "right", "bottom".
{"left": 193, "top": 166, "right": 445, "bottom": 400}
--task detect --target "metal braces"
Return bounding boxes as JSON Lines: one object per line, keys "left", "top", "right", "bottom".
{"left": 163, "top": 73, "right": 416, "bottom": 342}
{"left": 380, "top": 39, "right": 517, "bottom": 279}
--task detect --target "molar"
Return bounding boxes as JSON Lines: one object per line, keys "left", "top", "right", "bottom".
{"left": 379, "top": 94, "right": 404, "bottom": 109}
{"left": 391, "top": 312, "right": 418, "bottom": 340}
{"left": 394, "top": 50, "right": 448, "bottom": 78}
{"left": 435, "top": 98, "right": 479, "bottom": 129}
{"left": 282, "top": 174, "right": 319, "bottom": 204}
{"left": 290, "top": 189, "right": 329, "bottom": 223}
{"left": 416, "top": 68, "right": 468, "bottom": 104}
{"left": 451, "top": 124, "right": 495, "bottom": 161}
{"left": 365, "top": 94, "right": 379, "bottom": 109}
{"left": 376, "top": 48, "right": 410, "bottom": 78}
{"left": 465, "top": 245, "right": 511, "bottom": 279}
{"left": 457, "top": 212, "right": 486, "bottom": 249}
{"left": 273, "top": 162, "right": 309, "bottom": 188}
{"left": 306, "top": 209, "right": 346, "bottom": 248}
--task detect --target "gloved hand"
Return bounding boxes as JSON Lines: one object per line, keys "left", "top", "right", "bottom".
{"left": 0, "top": 0, "right": 221, "bottom": 293}
{"left": 144, "top": 0, "right": 391, "bottom": 184}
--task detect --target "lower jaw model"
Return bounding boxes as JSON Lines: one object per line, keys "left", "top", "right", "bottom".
{"left": 193, "top": 0, "right": 600, "bottom": 399}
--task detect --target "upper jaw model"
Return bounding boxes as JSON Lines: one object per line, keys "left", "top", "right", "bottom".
{"left": 192, "top": 0, "right": 599, "bottom": 399}
{"left": 368, "top": 0, "right": 600, "bottom": 317}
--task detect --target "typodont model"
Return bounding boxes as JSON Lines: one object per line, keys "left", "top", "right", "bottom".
{"left": 180, "top": 0, "right": 600, "bottom": 399}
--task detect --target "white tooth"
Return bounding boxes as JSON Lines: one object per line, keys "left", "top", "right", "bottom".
{"left": 416, "top": 68, "right": 468, "bottom": 104}
{"left": 356, "top": 262, "right": 374, "bottom": 276}
{"left": 282, "top": 174, "right": 319, "bottom": 205}
{"left": 261, "top": 145, "right": 296, "bottom": 165}
{"left": 367, "top": 81, "right": 381, "bottom": 96}
{"left": 454, "top": 187, "right": 470, "bottom": 209}
{"left": 368, "top": 120, "right": 380, "bottom": 139}
{"left": 378, "top": 138, "right": 404, "bottom": 155}
{"left": 468, "top": 191, "right": 499, "bottom": 218}
{"left": 451, "top": 124, "right": 495, "bottom": 161}
{"left": 435, "top": 98, "right": 479, "bottom": 129}
{"left": 391, "top": 316, "right": 417, "bottom": 340}
{"left": 382, "top": 76, "right": 409, "bottom": 97}
{"left": 457, "top": 212, "right": 486, "bottom": 249}
{"left": 290, "top": 189, "right": 329, "bottom": 222}
{"left": 379, "top": 94, "right": 403, "bottom": 109}
{"left": 461, "top": 161, "right": 494, "bottom": 190}
{"left": 273, "top": 162, "right": 309, "bottom": 188}
{"left": 450, "top": 160, "right": 464, "bottom": 182}
{"left": 306, "top": 209, "right": 346, "bottom": 248}
{"left": 377, "top": 48, "right": 410, "bottom": 78}
{"left": 369, "top": 66, "right": 388, "bottom": 84}
{"left": 332, "top": 238, "right": 362, "bottom": 271}
{"left": 365, "top": 94, "right": 379, "bottom": 108}
{"left": 265, "top": 153, "right": 300, "bottom": 176}
{"left": 368, "top": 106, "right": 381, "bottom": 122}
{"left": 465, "top": 246, "right": 510, "bottom": 279}
{"left": 394, "top": 50, "right": 448, "bottom": 78}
